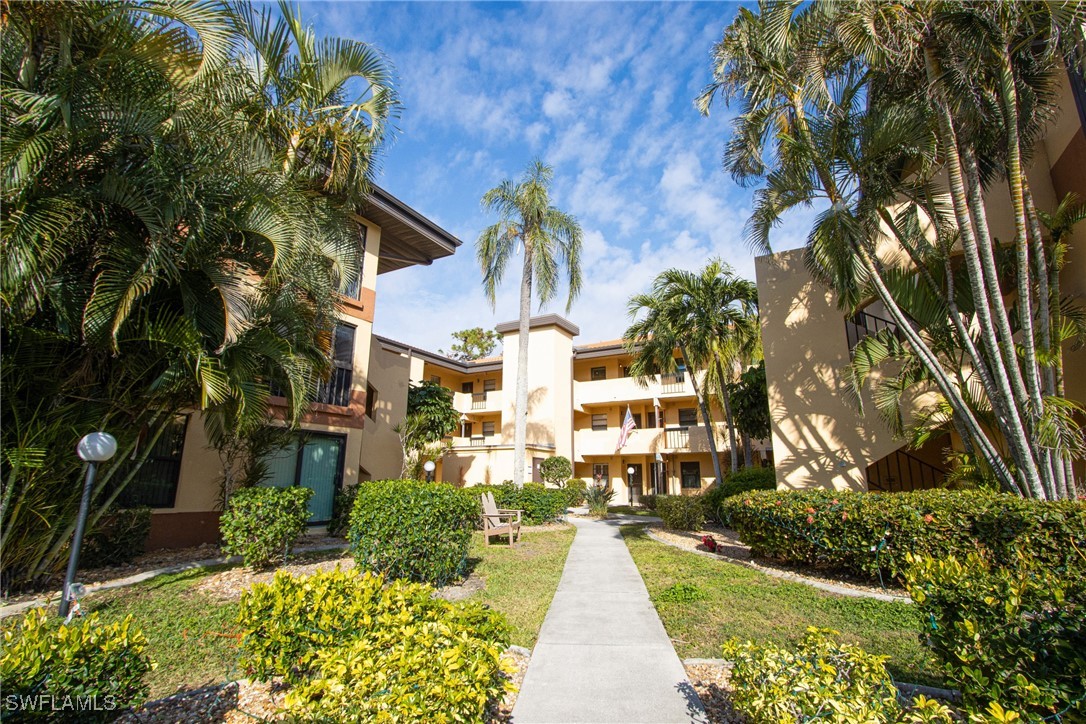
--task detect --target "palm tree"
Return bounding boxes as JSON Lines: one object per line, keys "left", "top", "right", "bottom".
{"left": 625, "top": 261, "right": 758, "bottom": 483}
{"left": 698, "top": 0, "right": 1085, "bottom": 499}
{"left": 477, "top": 160, "right": 583, "bottom": 487}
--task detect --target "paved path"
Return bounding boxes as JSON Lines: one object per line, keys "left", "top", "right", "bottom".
{"left": 512, "top": 517, "right": 705, "bottom": 723}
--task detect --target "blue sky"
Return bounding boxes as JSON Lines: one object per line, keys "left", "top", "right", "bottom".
{"left": 306, "top": 1, "right": 816, "bottom": 353}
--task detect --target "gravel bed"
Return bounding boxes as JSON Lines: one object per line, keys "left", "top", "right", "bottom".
{"left": 684, "top": 661, "right": 744, "bottom": 724}
{"left": 119, "top": 647, "right": 529, "bottom": 723}
{"left": 646, "top": 524, "right": 908, "bottom": 599}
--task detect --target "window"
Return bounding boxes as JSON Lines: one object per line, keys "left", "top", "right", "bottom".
{"left": 680, "top": 461, "right": 701, "bottom": 488}
{"left": 590, "top": 366, "right": 607, "bottom": 380}
{"left": 365, "top": 383, "right": 378, "bottom": 419}
{"left": 116, "top": 416, "right": 188, "bottom": 508}
{"left": 429, "top": 374, "right": 441, "bottom": 385}
{"left": 461, "top": 421, "right": 473, "bottom": 438}
{"left": 591, "top": 413, "right": 608, "bottom": 431}
{"left": 316, "top": 324, "right": 354, "bottom": 406}
{"left": 592, "top": 464, "right": 609, "bottom": 485}
{"left": 483, "top": 378, "right": 497, "bottom": 392}
{"left": 343, "top": 225, "right": 367, "bottom": 300}
{"left": 482, "top": 421, "right": 495, "bottom": 436}
{"left": 632, "top": 413, "right": 642, "bottom": 428}
{"left": 461, "top": 381, "right": 474, "bottom": 394}
{"left": 678, "top": 408, "right": 698, "bottom": 427}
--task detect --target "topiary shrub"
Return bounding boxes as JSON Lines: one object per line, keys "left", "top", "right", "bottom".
{"left": 724, "top": 627, "right": 912, "bottom": 723}
{"left": 721, "top": 489, "right": 1086, "bottom": 585}
{"left": 640, "top": 493, "right": 658, "bottom": 511}
{"left": 702, "top": 467, "right": 777, "bottom": 525}
{"left": 469, "top": 482, "right": 567, "bottom": 524}
{"left": 563, "top": 478, "right": 587, "bottom": 506}
{"left": 327, "top": 484, "right": 358, "bottom": 538}
{"left": 1, "top": 609, "right": 153, "bottom": 721}
{"left": 905, "top": 553, "right": 1086, "bottom": 721}
{"left": 81, "top": 507, "right": 152, "bottom": 569}
{"left": 657, "top": 495, "right": 705, "bottom": 531}
{"left": 539, "top": 456, "right": 572, "bottom": 487}
{"left": 220, "top": 486, "right": 313, "bottom": 569}
{"left": 350, "top": 480, "right": 477, "bottom": 586}
{"left": 238, "top": 568, "right": 510, "bottom": 722}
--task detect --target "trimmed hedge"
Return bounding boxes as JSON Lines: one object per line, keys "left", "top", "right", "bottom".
{"left": 1, "top": 610, "right": 153, "bottom": 721}
{"left": 562, "top": 479, "right": 587, "bottom": 507}
{"left": 350, "top": 480, "right": 477, "bottom": 586}
{"left": 722, "top": 489, "right": 1086, "bottom": 585}
{"left": 327, "top": 484, "right": 358, "bottom": 538}
{"left": 468, "top": 482, "right": 567, "bottom": 525}
{"left": 657, "top": 495, "right": 706, "bottom": 531}
{"left": 238, "top": 568, "right": 510, "bottom": 721}
{"left": 906, "top": 553, "right": 1086, "bottom": 720}
{"left": 220, "top": 486, "right": 312, "bottom": 569}
{"left": 702, "top": 467, "right": 777, "bottom": 524}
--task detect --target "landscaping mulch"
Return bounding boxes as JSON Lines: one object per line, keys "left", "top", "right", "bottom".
{"left": 120, "top": 647, "right": 530, "bottom": 723}
{"left": 684, "top": 661, "right": 744, "bottom": 724}
{"left": 648, "top": 524, "right": 907, "bottom": 598}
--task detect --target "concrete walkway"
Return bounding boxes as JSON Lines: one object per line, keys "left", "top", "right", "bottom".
{"left": 512, "top": 517, "right": 705, "bottom": 723}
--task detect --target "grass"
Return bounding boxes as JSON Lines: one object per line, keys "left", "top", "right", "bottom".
{"left": 607, "top": 505, "right": 657, "bottom": 517}
{"left": 467, "top": 525, "right": 576, "bottom": 647}
{"left": 2, "top": 526, "right": 576, "bottom": 698}
{"left": 621, "top": 525, "right": 946, "bottom": 687}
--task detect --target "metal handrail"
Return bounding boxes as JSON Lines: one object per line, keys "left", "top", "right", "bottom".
{"left": 845, "top": 310, "right": 901, "bottom": 352}
{"left": 866, "top": 448, "right": 946, "bottom": 493}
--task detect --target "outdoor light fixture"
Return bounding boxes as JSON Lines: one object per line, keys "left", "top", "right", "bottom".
{"left": 626, "top": 466, "right": 635, "bottom": 476}
{"left": 61, "top": 432, "right": 118, "bottom": 619}
{"left": 423, "top": 459, "right": 436, "bottom": 483}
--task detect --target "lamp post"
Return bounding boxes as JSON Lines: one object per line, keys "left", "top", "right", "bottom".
{"left": 627, "top": 466, "right": 636, "bottom": 506}
{"left": 423, "top": 459, "right": 436, "bottom": 483}
{"left": 60, "top": 432, "right": 117, "bottom": 619}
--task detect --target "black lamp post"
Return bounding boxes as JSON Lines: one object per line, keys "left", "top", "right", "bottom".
{"left": 423, "top": 459, "right": 436, "bottom": 483}
{"left": 60, "top": 432, "right": 117, "bottom": 619}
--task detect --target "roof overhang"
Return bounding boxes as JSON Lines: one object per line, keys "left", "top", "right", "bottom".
{"left": 359, "top": 185, "right": 462, "bottom": 274}
{"left": 376, "top": 335, "right": 503, "bottom": 374}
{"left": 495, "top": 314, "right": 580, "bottom": 337}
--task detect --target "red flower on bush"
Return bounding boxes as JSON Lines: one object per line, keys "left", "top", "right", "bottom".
{"left": 841, "top": 512, "right": 849, "bottom": 521}
{"left": 807, "top": 515, "right": 815, "bottom": 524}
{"left": 806, "top": 507, "right": 816, "bottom": 514}
{"left": 701, "top": 535, "right": 718, "bottom": 552}
{"left": 923, "top": 514, "right": 934, "bottom": 524}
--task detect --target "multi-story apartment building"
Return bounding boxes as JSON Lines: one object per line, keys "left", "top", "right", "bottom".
{"left": 361, "top": 315, "right": 768, "bottom": 505}
{"left": 756, "top": 69, "right": 1086, "bottom": 493}
{"left": 116, "top": 187, "right": 461, "bottom": 549}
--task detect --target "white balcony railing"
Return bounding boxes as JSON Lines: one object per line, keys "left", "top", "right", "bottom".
{"left": 573, "top": 373, "right": 695, "bottom": 408}
{"left": 453, "top": 390, "right": 503, "bottom": 414}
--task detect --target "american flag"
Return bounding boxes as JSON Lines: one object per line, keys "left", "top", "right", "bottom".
{"left": 615, "top": 405, "right": 637, "bottom": 452}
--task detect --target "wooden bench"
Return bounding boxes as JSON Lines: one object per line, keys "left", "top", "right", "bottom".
{"left": 481, "top": 492, "right": 522, "bottom": 546}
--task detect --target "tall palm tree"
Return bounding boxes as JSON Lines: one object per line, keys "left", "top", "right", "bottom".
{"left": 625, "top": 261, "right": 758, "bottom": 483}
{"left": 477, "top": 160, "right": 582, "bottom": 487}
{"left": 698, "top": 0, "right": 1085, "bottom": 499}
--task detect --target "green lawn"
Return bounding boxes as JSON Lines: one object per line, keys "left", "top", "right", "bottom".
{"left": 3, "top": 526, "right": 575, "bottom": 698}
{"left": 607, "top": 505, "right": 657, "bottom": 517}
{"left": 621, "top": 525, "right": 945, "bottom": 687}
{"left": 467, "top": 525, "right": 576, "bottom": 647}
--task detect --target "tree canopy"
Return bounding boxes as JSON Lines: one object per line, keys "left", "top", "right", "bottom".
{"left": 441, "top": 327, "right": 501, "bottom": 361}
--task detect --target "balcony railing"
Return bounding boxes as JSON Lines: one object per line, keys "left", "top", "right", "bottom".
{"left": 846, "top": 310, "right": 900, "bottom": 353}
{"left": 472, "top": 393, "right": 486, "bottom": 410}
{"left": 866, "top": 449, "right": 946, "bottom": 493}
{"left": 660, "top": 372, "right": 686, "bottom": 394}
{"left": 313, "top": 367, "right": 352, "bottom": 407}
{"left": 664, "top": 426, "right": 689, "bottom": 449}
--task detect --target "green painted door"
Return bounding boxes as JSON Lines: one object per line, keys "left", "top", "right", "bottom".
{"left": 297, "top": 436, "right": 342, "bottom": 523}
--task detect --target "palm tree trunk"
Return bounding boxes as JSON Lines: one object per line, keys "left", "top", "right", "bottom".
{"left": 714, "top": 360, "right": 739, "bottom": 472}
{"left": 682, "top": 344, "right": 724, "bottom": 486}
{"left": 513, "top": 245, "right": 533, "bottom": 487}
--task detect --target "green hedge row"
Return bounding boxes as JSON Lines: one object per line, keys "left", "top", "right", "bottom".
{"left": 467, "top": 482, "right": 567, "bottom": 525}
{"left": 721, "top": 489, "right": 1086, "bottom": 585}
{"left": 703, "top": 467, "right": 777, "bottom": 524}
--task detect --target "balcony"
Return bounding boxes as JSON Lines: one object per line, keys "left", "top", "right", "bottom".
{"left": 574, "top": 373, "right": 695, "bottom": 409}
{"left": 845, "top": 310, "right": 901, "bottom": 353}
{"left": 450, "top": 435, "right": 501, "bottom": 449}
{"left": 453, "top": 389, "right": 502, "bottom": 413}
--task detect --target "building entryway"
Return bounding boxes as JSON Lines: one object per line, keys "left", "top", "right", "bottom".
{"left": 261, "top": 433, "right": 345, "bottom": 524}
{"left": 627, "top": 463, "right": 643, "bottom": 506}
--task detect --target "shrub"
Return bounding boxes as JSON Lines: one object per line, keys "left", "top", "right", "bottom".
{"left": 350, "top": 480, "right": 477, "bottom": 586}
{"left": 539, "top": 456, "right": 572, "bottom": 487}
{"left": 1, "top": 609, "right": 153, "bottom": 721}
{"left": 721, "top": 489, "right": 1086, "bottom": 585}
{"left": 905, "top": 553, "right": 1086, "bottom": 720}
{"left": 724, "top": 627, "right": 905, "bottom": 723}
{"left": 563, "top": 478, "right": 587, "bottom": 506}
{"left": 640, "top": 493, "right": 658, "bottom": 511}
{"left": 702, "top": 467, "right": 777, "bottom": 525}
{"left": 469, "top": 482, "right": 567, "bottom": 525}
{"left": 657, "top": 495, "right": 705, "bottom": 531}
{"left": 238, "top": 568, "right": 510, "bottom": 722}
{"left": 584, "top": 484, "right": 614, "bottom": 517}
{"left": 81, "top": 507, "right": 152, "bottom": 569}
{"left": 327, "top": 484, "right": 358, "bottom": 538}
{"left": 220, "top": 486, "right": 312, "bottom": 569}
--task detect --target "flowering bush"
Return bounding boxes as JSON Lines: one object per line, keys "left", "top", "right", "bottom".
{"left": 701, "top": 534, "right": 718, "bottom": 552}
